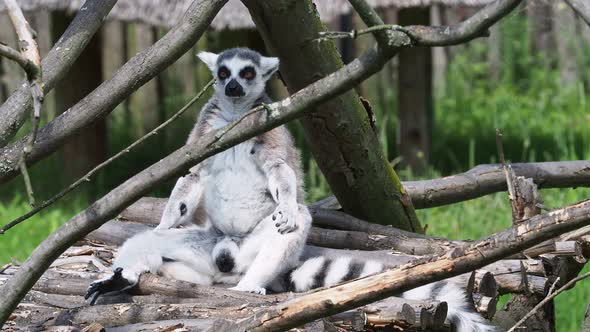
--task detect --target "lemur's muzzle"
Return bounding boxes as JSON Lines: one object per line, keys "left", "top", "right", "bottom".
{"left": 215, "top": 250, "right": 235, "bottom": 272}
{"left": 225, "top": 79, "right": 245, "bottom": 97}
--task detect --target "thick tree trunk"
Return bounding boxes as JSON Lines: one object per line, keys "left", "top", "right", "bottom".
{"left": 397, "top": 7, "right": 433, "bottom": 173}
{"left": 52, "top": 11, "right": 107, "bottom": 182}
{"left": 242, "top": 0, "right": 422, "bottom": 232}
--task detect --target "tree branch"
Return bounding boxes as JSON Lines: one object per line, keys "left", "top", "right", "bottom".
{"left": 3, "top": 0, "right": 44, "bottom": 206}
{"left": 349, "top": 0, "right": 521, "bottom": 47}
{"left": 0, "top": 80, "right": 214, "bottom": 234}
{"left": 0, "top": 0, "right": 521, "bottom": 324}
{"left": 0, "top": 0, "right": 225, "bottom": 184}
{"left": 564, "top": 0, "right": 590, "bottom": 26}
{"left": 313, "top": 160, "right": 590, "bottom": 210}
{"left": 0, "top": 0, "right": 118, "bottom": 148}
{"left": 228, "top": 199, "right": 590, "bottom": 331}
{"left": 0, "top": 42, "right": 28, "bottom": 68}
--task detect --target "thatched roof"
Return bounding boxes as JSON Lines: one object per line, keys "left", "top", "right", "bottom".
{"left": 0, "top": 0, "right": 494, "bottom": 29}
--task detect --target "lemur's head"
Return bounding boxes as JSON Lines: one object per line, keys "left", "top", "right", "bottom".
{"left": 197, "top": 48, "right": 279, "bottom": 106}
{"left": 159, "top": 173, "right": 205, "bottom": 229}
{"left": 212, "top": 236, "right": 240, "bottom": 273}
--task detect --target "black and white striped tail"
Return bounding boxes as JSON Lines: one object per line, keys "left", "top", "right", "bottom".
{"left": 286, "top": 256, "right": 383, "bottom": 292}
{"left": 283, "top": 256, "right": 496, "bottom": 332}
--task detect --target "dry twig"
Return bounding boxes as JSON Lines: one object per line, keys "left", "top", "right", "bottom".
{"left": 2, "top": 0, "right": 44, "bottom": 207}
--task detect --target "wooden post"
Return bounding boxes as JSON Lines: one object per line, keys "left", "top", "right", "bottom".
{"left": 431, "top": 4, "right": 448, "bottom": 92}
{"left": 52, "top": 11, "right": 107, "bottom": 187}
{"left": 397, "top": 7, "right": 433, "bottom": 173}
{"left": 553, "top": 2, "right": 581, "bottom": 86}
{"left": 527, "top": 0, "right": 557, "bottom": 68}
{"left": 492, "top": 168, "right": 555, "bottom": 331}
{"left": 129, "top": 23, "right": 160, "bottom": 136}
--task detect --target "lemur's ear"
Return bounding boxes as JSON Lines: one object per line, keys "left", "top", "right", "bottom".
{"left": 197, "top": 51, "right": 219, "bottom": 72}
{"left": 260, "top": 56, "right": 279, "bottom": 80}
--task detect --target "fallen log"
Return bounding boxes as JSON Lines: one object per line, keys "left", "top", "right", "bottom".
{"left": 120, "top": 197, "right": 464, "bottom": 255}
{"left": 312, "top": 160, "right": 590, "bottom": 210}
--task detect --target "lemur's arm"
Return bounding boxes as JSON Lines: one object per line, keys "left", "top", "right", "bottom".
{"left": 257, "top": 128, "right": 303, "bottom": 234}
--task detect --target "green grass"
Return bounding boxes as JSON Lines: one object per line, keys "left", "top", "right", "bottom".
{"left": 0, "top": 196, "right": 82, "bottom": 264}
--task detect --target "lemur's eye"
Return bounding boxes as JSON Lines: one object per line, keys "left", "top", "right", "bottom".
{"left": 218, "top": 67, "right": 229, "bottom": 80}
{"left": 240, "top": 67, "right": 256, "bottom": 80}
{"left": 179, "top": 203, "right": 187, "bottom": 216}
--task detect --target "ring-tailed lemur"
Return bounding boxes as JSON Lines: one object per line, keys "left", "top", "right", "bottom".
{"left": 85, "top": 47, "right": 493, "bottom": 331}
{"left": 85, "top": 226, "right": 242, "bottom": 305}
{"left": 90, "top": 48, "right": 311, "bottom": 296}
{"left": 87, "top": 174, "right": 493, "bottom": 331}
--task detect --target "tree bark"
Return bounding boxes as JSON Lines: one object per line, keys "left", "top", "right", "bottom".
{"left": 242, "top": 0, "right": 423, "bottom": 232}
{"left": 397, "top": 7, "right": 433, "bottom": 173}
{"left": 493, "top": 170, "right": 555, "bottom": 331}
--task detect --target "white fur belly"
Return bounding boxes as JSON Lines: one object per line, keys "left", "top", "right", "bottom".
{"left": 204, "top": 146, "right": 276, "bottom": 235}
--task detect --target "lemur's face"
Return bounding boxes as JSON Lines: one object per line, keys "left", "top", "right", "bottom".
{"left": 197, "top": 48, "right": 279, "bottom": 105}
{"left": 160, "top": 174, "right": 205, "bottom": 229}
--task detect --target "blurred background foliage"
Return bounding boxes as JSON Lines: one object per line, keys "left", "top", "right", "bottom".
{"left": 0, "top": 2, "right": 589, "bottom": 330}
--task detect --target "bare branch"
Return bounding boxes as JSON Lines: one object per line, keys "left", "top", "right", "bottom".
{"left": 3, "top": 0, "right": 41, "bottom": 81}
{"left": 314, "top": 160, "right": 590, "bottom": 210}
{"left": 507, "top": 271, "right": 590, "bottom": 332}
{"left": 349, "top": 0, "right": 521, "bottom": 47}
{"left": 0, "top": 0, "right": 119, "bottom": 147}
{"left": 564, "top": 0, "right": 590, "bottom": 26}
{"left": 0, "top": 80, "right": 214, "bottom": 234}
{"left": 3, "top": 0, "right": 44, "bottom": 206}
{"left": 0, "top": 42, "right": 28, "bottom": 68}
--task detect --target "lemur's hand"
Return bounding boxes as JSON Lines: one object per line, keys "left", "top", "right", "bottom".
{"left": 272, "top": 202, "right": 299, "bottom": 234}
{"left": 85, "top": 267, "right": 136, "bottom": 305}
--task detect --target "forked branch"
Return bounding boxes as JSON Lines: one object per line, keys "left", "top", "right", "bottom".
{"left": 2, "top": 0, "right": 44, "bottom": 207}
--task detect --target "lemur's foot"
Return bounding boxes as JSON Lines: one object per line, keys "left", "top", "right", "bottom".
{"left": 85, "top": 267, "right": 137, "bottom": 305}
{"left": 229, "top": 283, "right": 267, "bottom": 295}
{"left": 272, "top": 203, "right": 299, "bottom": 234}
